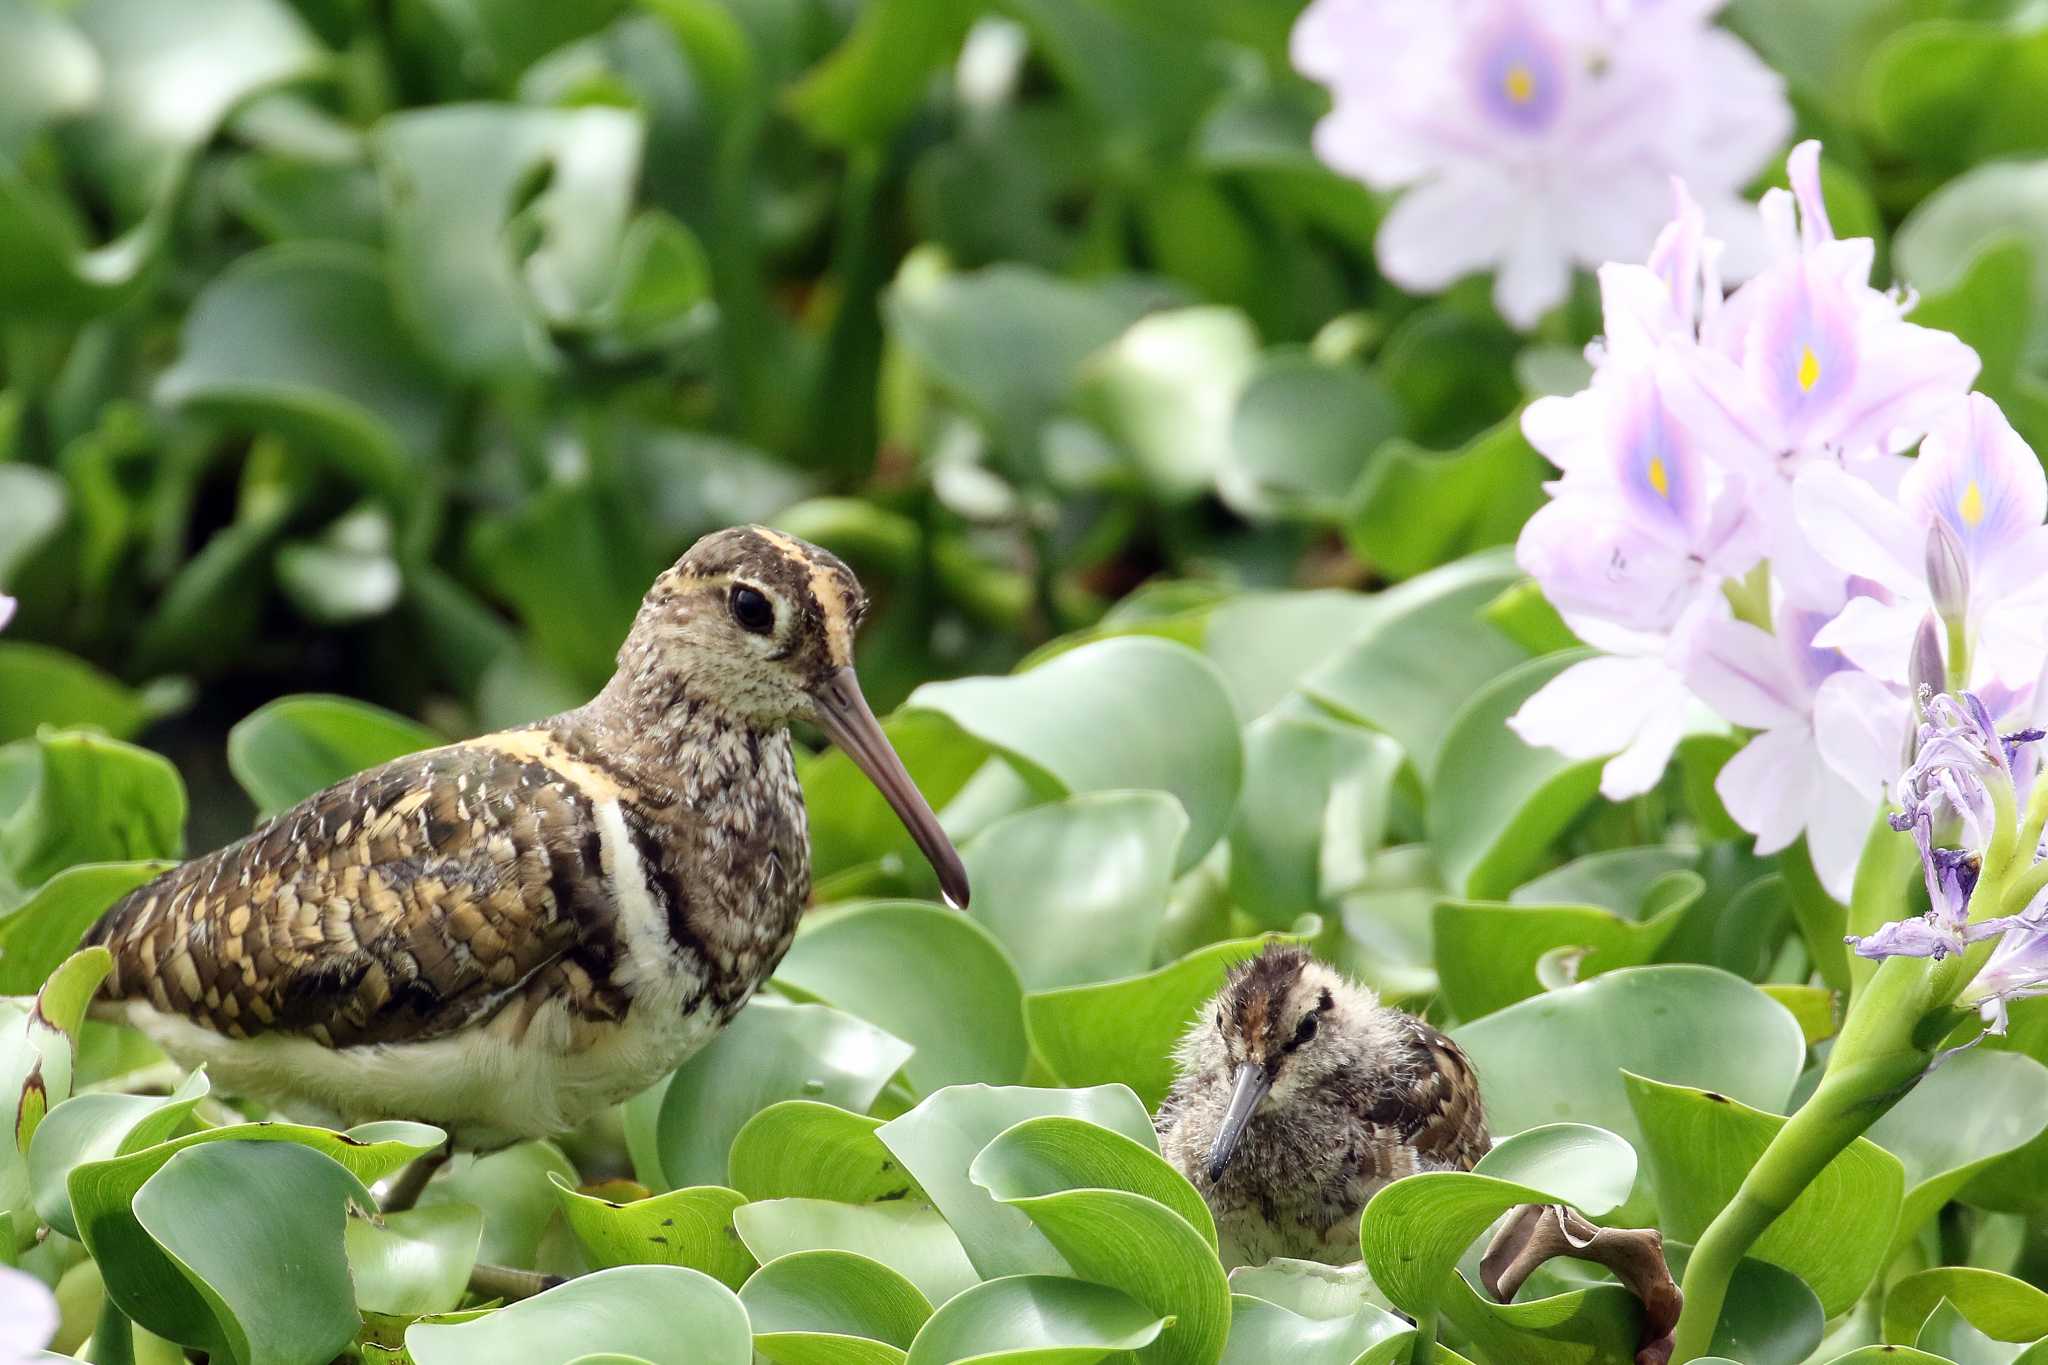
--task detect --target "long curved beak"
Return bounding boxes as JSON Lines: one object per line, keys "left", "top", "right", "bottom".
{"left": 1206, "top": 1064, "right": 1272, "bottom": 1183}
{"left": 811, "top": 667, "right": 971, "bottom": 909}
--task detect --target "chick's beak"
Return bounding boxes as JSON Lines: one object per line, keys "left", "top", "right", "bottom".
{"left": 812, "top": 667, "right": 970, "bottom": 909}
{"left": 1206, "top": 1063, "right": 1272, "bottom": 1183}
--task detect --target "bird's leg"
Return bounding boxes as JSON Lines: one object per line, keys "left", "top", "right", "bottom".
{"left": 380, "top": 1140, "right": 454, "bottom": 1213}
{"left": 1481, "top": 1203, "right": 1681, "bottom": 1365}
{"left": 467, "top": 1264, "right": 565, "bottom": 1302}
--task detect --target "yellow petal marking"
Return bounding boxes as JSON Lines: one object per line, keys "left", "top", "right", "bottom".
{"left": 1504, "top": 64, "right": 1535, "bottom": 104}
{"left": 1797, "top": 345, "right": 1821, "bottom": 393}
{"left": 1648, "top": 457, "right": 1670, "bottom": 498}
{"left": 1960, "top": 479, "right": 1985, "bottom": 528}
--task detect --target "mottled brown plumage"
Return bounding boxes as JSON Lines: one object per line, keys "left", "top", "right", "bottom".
{"left": 86, "top": 526, "right": 966, "bottom": 1147}
{"left": 1155, "top": 946, "right": 1488, "bottom": 1266}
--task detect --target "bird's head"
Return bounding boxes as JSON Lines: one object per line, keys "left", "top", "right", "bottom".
{"left": 1181, "top": 945, "right": 1392, "bottom": 1182}
{"left": 618, "top": 525, "right": 969, "bottom": 908}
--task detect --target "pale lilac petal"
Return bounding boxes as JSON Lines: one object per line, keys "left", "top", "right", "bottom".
{"left": 1508, "top": 653, "right": 1690, "bottom": 798}
{"left": 1375, "top": 170, "right": 1521, "bottom": 294}
{"left": 0, "top": 595, "right": 14, "bottom": 632}
{"left": 1601, "top": 696, "right": 1689, "bottom": 798}
{"left": 0, "top": 1266, "right": 58, "bottom": 1358}
{"left": 1522, "top": 388, "right": 1607, "bottom": 477}
{"left": 1814, "top": 668, "right": 1909, "bottom": 797}
{"left": 1515, "top": 493, "right": 1706, "bottom": 634}
{"left": 1811, "top": 595, "right": 1922, "bottom": 683}
{"left": 1494, "top": 214, "right": 1576, "bottom": 330}
{"left": 1901, "top": 392, "right": 2046, "bottom": 556}
{"left": 1808, "top": 765, "right": 1878, "bottom": 901}
{"left": 1715, "top": 726, "right": 1818, "bottom": 855}
{"left": 1824, "top": 322, "right": 1981, "bottom": 459}
{"left": 1794, "top": 462, "right": 1926, "bottom": 596}
{"left": 1682, "top": 615, "right": 1802, "bottom": 729}
{"left": 1786, "top": 139, "right": 1831, "bottom": 248}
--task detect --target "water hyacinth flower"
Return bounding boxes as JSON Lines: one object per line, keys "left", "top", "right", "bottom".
{"left": 1967, "top": 917, "right": 2048, "bottom": 1034}
{"left": 1290, "top": 0, "right": 1789, "bottom": 328}
{"left": 0, "top": 595, "right": 13, "bottom": 631}
{"left": 0, "top": 1265, "right": 58, "bottom": 1365}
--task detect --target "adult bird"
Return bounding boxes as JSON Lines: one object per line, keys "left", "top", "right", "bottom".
{"left": 1155, "top": 944, "right": 1488, "bottom": 1267}
{"left": 84, "top": 526, "right": 968, "bottom": 1152}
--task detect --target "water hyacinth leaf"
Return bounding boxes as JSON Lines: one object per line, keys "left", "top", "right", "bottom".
{"left": 0, "top": 0, "right": 98, "bottom": 154}
{"left": 375, "top": 104, "right": 644, "bottom": 382}
{"left": 1077, "top": 306, "right": 1259, "bottom": 502}
{"left": 125, "top": 1140, "right": 372, "bottom": 1365}
{"left": 1344, "top": 418, "right": 1549, "bottom": 582}
{"left": 1220, "top": 1292, "right": 1411, "bottom": 1365}
{"left": 727, "top": 1101, "right": 922, "bottom": 1204}
{"left": 1625, "top": 1074, "right": 1902, "bottom": 1316}
{"left": 0, "top": 861, "right": 170, "bottom": 993}
{"left": 1438, "top": 1271, "right": 1641, "bottom": 1365}
{"left": 740, "top": 1249, "right": 933, "bottom": 1364}
{"left": 1453, "top": 965, "right": 1806, "bottom": 1150}
{"left": 1655, "top": 1251, "right": 1823, "bottom": 1365}
{"left": 1027, "top": 934, "right": 1289, "bottom": 1108}
{"left": 346, "top": 1203, "right": 483, "bottom": 1317}
{"left": 884, "top": 263, "right": 1155, "bottom": 462}
{"left": 1760, "top": 985, "right": 1839, "bottom": 1046}
{"left": 1896, "top": 161, "right": 2048, "bottom": 358}
{"left": 407, "top": 1265, "right": 752, "bottom": 1365}
{"left": 635, "top": 998, "right": 911, "bottom": 1192}
{"left": 1428, "top": 652, "right": 1607, "bottom": 899}
{"left": 1303, "top": 551, "right": 1525, "bottom": 777}
{"left": 155, "top": 245, "right": 448, "bottom": 501}
{"left": 1913, "top": 1299, "right": 2048, "bottom": 1365}
{"left": 2, "top": 946, "right": 112, "bottom": 1190}
{"left": 0, "top": 647, "right": 148, "bottom": 745}
{"left": 960, "top": 792, "right": 1187, "bottom": 989}
{"left": 906, "top": 637, "right": 1242, "bottom": 875}
{"left": 774, "top": 901, "right": 1029, "bottom": 1093}
{"left": 1200, "top": 591, "right": 1379, "bottom": 722}
{"left": 1863, "top": 21, "right": 2048, "bottom": 174}
{"left": 1865, "top": 1049, "right": 2048, "bottom": 1259}
{"left": 1, "top": 731, "right": 185, "bottom": 887}
{"left": 275, "top": 507, "right": 405, "bottom": 626}
{"left": 0, "top": 465, "right": 67, "bottom": 586}
{"left": 549, "top": 1175, "right": 754, "bottom": 1290}
{"left": 732, "top": 1199, "right": 980, "bottom": 1307}
{"left": 419, "top": 1140, "right": 575, "bottom": 1269}
{"left": 1227, "top": 1257, "right": 1394, "bottom": 1319}
{"left": 1817, "top": 1351, "right": 1950, "bottom": 1364}
{"left": 1222, "top": 353, "right": 1402, "bottom": 524}
{"left": 1359, "top": 1122, "right": 1634, "bottom": 1320}
{"left": 875, "top": 1084, "right": 1158, "bottom": 1281}
{"left": 30, "top": 1070, "right": 210, "bottom": 1236}
{"left": 1883, "top": 1267, "right": 2048, "bottom": 1347}
{"left": 1230, "top": 716, "right": 1400, "bottom": 927}
{"left": 972, "top": 1118, "right": 1227, "bottom": 1364}
{"left": 902, "top": 1274, "right": 1168, "bottom": 1365}
{"left": 227, "top": 694, "right": 440, "bottom": 816}
{"left": 1432, "top": 881, "right": 1695, "bottom": 1021}
{"left": 1510, "top": 848, "right": 1698, "bottom": 918}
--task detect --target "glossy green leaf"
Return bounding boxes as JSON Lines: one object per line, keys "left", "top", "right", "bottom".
{"left": 0, "top": 0, "right": 97, "bottom": 155}
{"left": 631, "top": 998, "right": 911, "bottom": 1191}
{"left": 1453, "top": 965, "right": 1807, "bottom": 1149}
{"left": 972, "top": 1115, "right": 1217, "bottom": 1250}
{"left": 1222, "top": 353, "right": 1401, "bottom": 524}
{"left": 1230, "top": 715, "right": 1400, "bottom": 927}
{"left": 1657, "top": 1247, "right": 1823, "bottom": 1365}
{"left": 227, "top": 694, "right": 440, "bottom": 816}
{"left": 774, "top": 901, "right": 1029, "bottom": 1093}
{"left": 1427, "top": 652, "right": 1608, "bottom": 898}
{"left": 1438, "top": 1269, "right": 1642, "bottom": 1365}
{"left": 1626, "top": 1074, "right": 1901, "bottom": 1315}
{"left": 156, "top": 244, "right": 447, "bottom": 500}
{"left": 1885, "top": 1268, "right": 2048, "bottom": 1347}
{"left": 1433, "top": 874, "right": 1697, "bottom": 1020}
{"left": 1077, "top": 306, "right": 1258, "bottom": 503}
{"left": 1200, "top": 591, "right": 1379, "bottom": 723}
{"left": 419, "top": 1140, "right": 575, "bottom": 1270}
{"left": 875, "top": 1084, "right": 1158, "bottom": 1280}
{"left": 1303, "top": 552, "right": 1524, "bottom": 777}
{"left": 741, "top": 1250, "right": 933, "bottom": 1364}
{"left": 1866, "top": 1048, "right": 2048, "bottom": 1259}
{"left": 1, "top": 730, "right": 185, "bottom": 887}
{"left": 1864, "top": 21, "right": 2048, "bottom": 174}
{"left": 960, "top": 792, "right": 1187, "bottom": 989}
{"left": 1219, "top": 1293, "right": 1409, "bottom": 1365}
{"left": 1027, "top": 934, "right": 1289, "bottom": 1108}
{"left": 1344, "top": 415, "right": 1549, "bottom": 581}
{"left": 128, "top": 1140, "right": 372, "bottom": 1365}
{"left": 0, "top": 648, "right": 147, "bottom": 746}
{"left": 903, "top": 1274, "right": 1167, "bottom": 1365}
{"left": 346, "top": 1202, "right": 483, "bottom": 1318}
{"left": 732, "top": 1199, "right": 980, "bottom": 1308}
{"left": 407, "top": 1265, "right": 752, "bottom": 1365}
{"left": 1914, "top": 1297, "right": 2048, "bottom": 1365}
{"left": 801, "top": 713, "right": 988, "bottom": 895}
{"left": 905, "top": 638, "right": 1240, "bottom": 876}
{"left": 551, "top": 1175, "right": 754, "bottom": 1290}
{"left": 1896, "top": 161, "right": 2048, "bottom": 358}
{"left": 30, "top": 1069, "right": 210, "bottom": 1236}
{"left": 0, "top": 861, "right": 170, "bottom": 993}
{"left": 728, "top": 1101, "right": 922, "bottom": 1204}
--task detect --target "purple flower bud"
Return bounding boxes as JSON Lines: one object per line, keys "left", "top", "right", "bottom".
{"left": 1925, "top": 518, "right": 1970, "bottom": 626}
{"left": 1908, "top": 615, "right": 1945, "bottom": 704}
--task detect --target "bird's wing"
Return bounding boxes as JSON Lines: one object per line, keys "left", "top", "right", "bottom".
{"left": 1362, "top": 1021, "right": 1490, "bottom": 1173}
{"left": 88, "top": 733, "right": 637, "bottom": 1048}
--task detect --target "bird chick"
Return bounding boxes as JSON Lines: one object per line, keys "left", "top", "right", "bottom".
{"left": 83, "top": 526, "right": 967, "bottom": 1150}
{"left": 1156, "top": 945, "right": 1488, "bottom": 1267}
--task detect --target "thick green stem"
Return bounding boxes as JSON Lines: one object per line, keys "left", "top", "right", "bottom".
{"left": 1846, "top": 807, "right": 1919, "bottom": 995}
{"left": 93, "top": 1294, "right": 136, "bottom": 1365}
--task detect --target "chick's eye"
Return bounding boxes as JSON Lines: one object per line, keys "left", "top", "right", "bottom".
{"left": 1285, "top": 1013, "right": 1319, "bottom": 1052}
{"left": 730, "top": 585, "right": 775, "bottom": 634}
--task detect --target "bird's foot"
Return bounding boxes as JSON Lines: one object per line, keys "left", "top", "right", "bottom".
{"left": 380, "top": 1139, "right": 454, "bottom": 1213}
{"left": 1480, "top": 1203, "right": 1680, "bottom": 1365}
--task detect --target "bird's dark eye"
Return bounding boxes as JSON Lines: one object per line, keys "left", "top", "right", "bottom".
{"left": 1284, "top": 1013, "right": 1319, "bottom": 1052}
{"left": 729, "top": 585, "right": 775, "bottom": 634}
